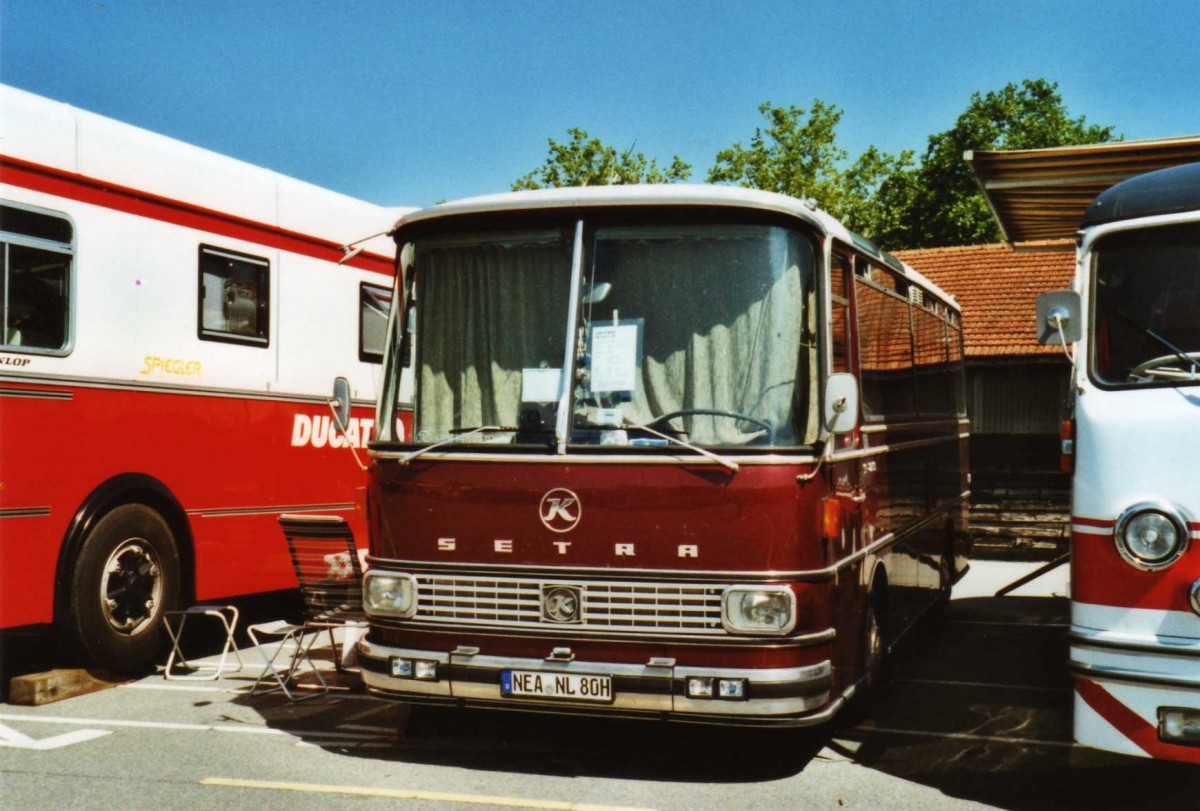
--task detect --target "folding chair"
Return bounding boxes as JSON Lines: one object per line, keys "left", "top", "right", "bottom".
{"left": 163, "top": 605, "right": 244, "bottom": 680}
{"left": 281, "top": 513, "right": 368, "bottom": 667}
{"left": 246, "top": 618, "right": 328, "bottom": 700}
{"left": 247, "top": 514, "right": 366, "bottom": 699}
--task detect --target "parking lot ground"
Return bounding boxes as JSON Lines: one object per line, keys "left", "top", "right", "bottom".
{"left": 2, "top": 560, "right": 1198, "bottom": 810}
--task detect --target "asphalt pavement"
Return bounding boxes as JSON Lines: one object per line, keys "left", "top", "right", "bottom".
{"left": 1, "top": 559, "right": 1197, "bottom": 810}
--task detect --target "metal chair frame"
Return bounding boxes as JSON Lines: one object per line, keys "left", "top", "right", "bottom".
{"left": 246, "top": 514, "right": 366, "bottom": 700}
{"left": 163, "top": 604, "right": 244, "bottom": 680}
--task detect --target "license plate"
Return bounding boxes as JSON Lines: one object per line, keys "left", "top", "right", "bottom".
{"left": 501, "top": 670, "right": 613, "bottom": 703}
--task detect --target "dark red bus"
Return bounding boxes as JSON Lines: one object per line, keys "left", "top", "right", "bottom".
{"left": 357, "top": 185, "right": 969, "bottom": 725}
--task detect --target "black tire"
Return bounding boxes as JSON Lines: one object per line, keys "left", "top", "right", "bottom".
{"left": 860, "top": 592, "right": 886, "bottom": 697}
{"left": 67, "top": 504, "right": 181, "bottom": 675}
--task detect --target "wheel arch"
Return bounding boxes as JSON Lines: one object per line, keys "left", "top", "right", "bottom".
{"left": 54, "top": 473, "right": 195, "bottom": 625}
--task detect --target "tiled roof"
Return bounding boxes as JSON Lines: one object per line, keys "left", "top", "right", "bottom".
{"left": 894, "top": 242, "right": 1076, "bottom": 358}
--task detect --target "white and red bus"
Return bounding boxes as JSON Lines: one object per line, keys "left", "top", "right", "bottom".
{"left": 355, "top": 186, "right": 969, "bottom": 726}
{"left": 0, "top": 85, "right": 408, "bottom": 673}
{"left": 1037, "top": 162, "right": 1200, "bottom": 763}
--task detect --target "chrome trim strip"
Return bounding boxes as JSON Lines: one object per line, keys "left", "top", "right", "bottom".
{"left": 186, "top": 502, "right": 355, "bottom": 518}
{"left": 1069, "top": 629, "right": 1200, "bottom": 659}
{"left": 370, "top": 620, "right": 836, "bottom": 648}
{"left": 0, "top": 386, "right": 73, "bottom": 400}
{"left": 369, "top": 430, "right": 971, "bottom": 465}
{"left": 860, "top": 419, "right": 966, "bottom": 433}
{"left": 0, "top": 507, "right": 51, "bottom": 519}
{"left": 1070, "top": 660, "right": 1200, "bottom": 691}
{"left": 0, "top": 372, "right": 386, "bottom": 408}
{"left": 369, "top": 449, "right": 819, "bottom": 465}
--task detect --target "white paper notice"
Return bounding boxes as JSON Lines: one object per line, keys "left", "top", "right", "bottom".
{"left": 521, "top": 368, "right": 562, "bottom": 402}
{"left": 590, "top": 324, "right": 639, "bottom": 392}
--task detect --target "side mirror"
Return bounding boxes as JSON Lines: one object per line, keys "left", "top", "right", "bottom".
{"left": 823, "top": 373, "right": 859, "bottom": 435}
{"left": 1036, "top": 291, "right": 1081, "bottom": 345}
{"left": 330, "top": 376, "right": 351, "bottom": 430}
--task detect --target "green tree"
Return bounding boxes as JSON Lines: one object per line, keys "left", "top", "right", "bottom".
{"left": 705, "top": 101, "right": 915, "bottom": 243}
{"left": 707, "top": 100, "right": 848, "bottom": 209}
{"left": 894, "top": 79, "right": 1119, "bottom": 247}
{"left": 513, "top": 128, "right": 691, "bottom": 190}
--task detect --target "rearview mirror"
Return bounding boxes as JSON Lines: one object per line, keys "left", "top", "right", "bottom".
{"left": 1036, "top": 291, "right": 1081, "bottom": 345}
{"left": 824, "top": 373, "right": 859, "bottom": 435}
{"left": 330, "top": 376, "right": 351, "bottom": 430}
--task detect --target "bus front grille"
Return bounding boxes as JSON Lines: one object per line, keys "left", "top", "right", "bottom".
{"left": 413, "top": 574, "right": 727, "bottom": 635}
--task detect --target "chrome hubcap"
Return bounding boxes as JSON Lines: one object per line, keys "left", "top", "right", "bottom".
{"left": 100, "top": 538, "right": 163, "bottom": 636}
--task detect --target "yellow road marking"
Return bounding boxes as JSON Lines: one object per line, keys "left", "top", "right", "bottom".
{"left": 200, "top": 777, "right": 658, "bottom": 811}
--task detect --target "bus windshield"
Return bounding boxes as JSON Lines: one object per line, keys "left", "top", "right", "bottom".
{"left": 1092, "top": 222, "right": 1200, "bottom": 386}
{"left": 402, "top": 220, "right": 819, "bottom": 449}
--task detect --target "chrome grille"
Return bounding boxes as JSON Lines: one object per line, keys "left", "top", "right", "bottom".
{"left": 414, "top": 574, "right": 727, "bottom": 635}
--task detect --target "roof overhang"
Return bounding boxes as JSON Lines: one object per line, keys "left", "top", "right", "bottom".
{"left": 965, "top": 136, "right": 1200, "bottom": 245}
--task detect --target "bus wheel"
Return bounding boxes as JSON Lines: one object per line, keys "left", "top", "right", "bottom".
{"left": 860, "top": 590, "right": 886, "bottom": 696}
{"left": 67, "top": 504, "right": 181, "bottom": 675}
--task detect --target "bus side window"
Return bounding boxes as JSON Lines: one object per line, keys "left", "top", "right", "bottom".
{"left": 198, "top": 245, "right": 270, "bottom": 346}
{"left": 855, "top": 262, "right": 916, "bottom": 421}
{"left": 830, "top": 253, "right": 852, "bottom": 374}
{"left": 913, "top": 300, "right": 955, "bottom": 418}
{"left": 1, "top": 203, "right": 73, "bottom": 353}
{"left": 359, "top": 282, "right": 392, "bottom": 363}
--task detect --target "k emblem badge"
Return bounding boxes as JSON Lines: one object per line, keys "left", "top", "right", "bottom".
{"left": 539, "top": 488, "right": 581, "bottom": 533}
{"left": 542, "top": 585, "right": 583, "bottom": 623}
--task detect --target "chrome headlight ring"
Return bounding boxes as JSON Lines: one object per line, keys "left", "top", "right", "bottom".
{"left": 1113, "top": 501, "right": 1190, "bottom": 572}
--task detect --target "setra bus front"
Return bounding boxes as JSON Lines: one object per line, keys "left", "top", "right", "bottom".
{"left": 1042, "top": 163, "right": 1200, "bottom": 763}
{"left": 358, "top": 185, "right": 959, "bottom": 726}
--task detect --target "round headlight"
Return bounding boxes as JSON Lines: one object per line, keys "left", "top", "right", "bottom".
{"left": 1114, "top": 503, "right": 1189, "bottom": 571}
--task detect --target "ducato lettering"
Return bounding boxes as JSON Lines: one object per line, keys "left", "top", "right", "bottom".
{"left": 291, "top": 413, "right": 375, "bottom": 449}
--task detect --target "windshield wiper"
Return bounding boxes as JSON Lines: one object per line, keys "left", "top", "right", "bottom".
{"left": 624, "top": 419, "right": 739, "bottom": 473}
{"left": 398, "top": 426, "right": 515, "bottom": 465}
{"left": 1112, "top": 307, "right": 1200, "bottom": 378}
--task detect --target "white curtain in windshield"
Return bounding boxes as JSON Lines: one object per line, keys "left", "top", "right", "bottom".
{"left": 415, "top": 234, "right": 570, "bottom": 441}
{"left": 586, "top": 226, "right": 817, "bottom": 445}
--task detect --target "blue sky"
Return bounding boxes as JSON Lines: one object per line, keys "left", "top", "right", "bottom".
{"left": 3, "top": 1, "right": 1199, "bottom": 209}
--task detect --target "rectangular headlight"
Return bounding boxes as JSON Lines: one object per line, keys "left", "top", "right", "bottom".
{"left": 1159, "top": 707, "right": 1200, "bottom": 746}
{"left": 721, "top": 586, "right": 796, "bottom": 635}
{"left": 363, "top": 572, "right": 417, "bottom": 618}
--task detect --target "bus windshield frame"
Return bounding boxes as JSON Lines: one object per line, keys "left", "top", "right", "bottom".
{"left": 380, "top": 210, "right": 822, "bottom": 452}
{"left": 1089, "top": 221, "right": 1200, "bottom": 390}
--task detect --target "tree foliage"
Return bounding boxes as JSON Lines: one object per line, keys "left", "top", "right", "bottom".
{"left": 513, "top": 79, "right": 1117, "bottom": 249}
{"left": 891, "top": 78, "right": 1120, "bottom": 247}
{"left": 512, "top": 128, "right": 692, "bottom": 190}
{"left": 707, "top": 100, "right": 848, "bottom": 206}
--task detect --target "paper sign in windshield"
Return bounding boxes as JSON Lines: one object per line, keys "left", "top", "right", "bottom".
{"left": 590, "top": 324, "right": 639, "bottom": 392}
{"left": 522, "top": 368, "right": 562, "bottom": 402}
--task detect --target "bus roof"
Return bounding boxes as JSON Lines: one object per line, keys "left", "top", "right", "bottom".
{"left": 392, "top": 184, "right": 960, "bottom": 311}
{"left": 1081, "top": 161, "right": 1200, "bottom": 229}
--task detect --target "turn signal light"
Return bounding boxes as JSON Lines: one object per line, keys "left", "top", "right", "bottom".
{"left": 821, "top": 496, "right": 842, "bottom": 541}
{"left": 1060, "top": 419, "right": 1075, "bottom": 474}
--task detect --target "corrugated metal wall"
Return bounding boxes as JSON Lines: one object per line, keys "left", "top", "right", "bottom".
{"left": 969, "top": 361, "right": 1070, "bottom": 435}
